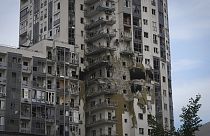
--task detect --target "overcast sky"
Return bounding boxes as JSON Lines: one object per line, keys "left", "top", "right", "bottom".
{"left": 0, "top": 0, "right": 210, "bottom": 129}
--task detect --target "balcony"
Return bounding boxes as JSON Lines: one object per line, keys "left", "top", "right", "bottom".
{"left": 32, "top": 81, "right": 46, "bottom": 89}
{"left": 68, "top": 75, "right": 79, "bottom": 82}
{"left": 85, "top": 18, "right": 116, "bottom": 30}
{"left": 87, "top": 88, "right": 117, "bottom": 98}
{"left": 85, "top": 4, "right": 115, "bottom": 18}
{"left": 0, "top": 92, "right": 6, "bottom": 97}
{"left": 46, "top": 115, "right": 55, "bottom": 122}
{"left": 120, "top": 32, "right": 132, "bottom": 41}
{"left": 87, "top": 118, "right": 116, "bottom": 128}
{"left": 85, "top": 31, "right": 116, "bottom": 43}
{"left": 20, "top": 112, "right": 31, "bottom": 120}
{"left": 20, "top": 128, "right": 31, "bottom": 134}
{"left": 22, "top": 80, "right": 30, "bottom": 86}
{"left": 86, "top": 59, "right": 111, "bottom": 71}
{"left": 20, "top": 26, "right": 27, "bottom": 35}
{"left": 86, "top": 46, "right": 116, "bottom": 56}
{"left": 69, "top": 88, "right": 79, "bottom": 96}
{"left": 0, "top": 125, "right": 5, "bottom": 131}
{"left": 123, "top": 19, "right": 131, "bottom": 27}
{"left": 70, "top": 59, "right": 79, "bottom": 67}
{"left": 0, "top": 62, "right": 7, "bottom": 69}
{"left": 22, "top": 65, "right": 31, "bottom": 73}
{"left": 33, "top": 68, "right": 46, "bottom": 76}
{"left": 54, "top": 19, "right": 60, "bottom": 26}
{"left": 84, "top": 0, "right": 98, "bottom": 5}
{"left": 21, "top": 98, "right": 32, "bottom": 104}
{"left": 0, "top": 110, "right": 5, "bottom": 116}
{"left": 0, "top": 77, "right": 6, "bottom": 85}
{"left": 120, "top": 48, "right": 134, "bottom": 56}
{"left": 89, "top": 101, "right": 117, "bottom": 112}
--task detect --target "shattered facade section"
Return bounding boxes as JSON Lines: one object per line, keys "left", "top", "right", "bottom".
{"left": 84, "top": 0, "right": 172, "bottom": 135}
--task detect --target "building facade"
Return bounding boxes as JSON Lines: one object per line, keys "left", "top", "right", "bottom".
{"left": 1, "top": 0, "right": 173, "bottom": 135}
{"left": 0, "top": 40, "right": 83, "bottom": 136}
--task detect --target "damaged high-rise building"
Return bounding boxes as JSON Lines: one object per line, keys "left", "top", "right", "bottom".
{"left": 0, "top": 0, "right": 173, "bottom": 135}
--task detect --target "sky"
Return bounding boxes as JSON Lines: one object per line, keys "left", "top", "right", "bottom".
{"left": 0, "top": 0, "right": 210, "bottom": 129}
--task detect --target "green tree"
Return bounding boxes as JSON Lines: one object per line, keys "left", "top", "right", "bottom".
{"left": 148, "top": 94, "right": 202, "bottom": 136}
{"left": 148, "top": 116, "right": 173, "bottom": 136}
{"left": 178, "top": 94, "right": 202, "bottom": 136}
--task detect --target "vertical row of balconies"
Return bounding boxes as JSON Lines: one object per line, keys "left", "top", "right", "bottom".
{"left": 84, "top": 1, "right": 117, "bottom": 136}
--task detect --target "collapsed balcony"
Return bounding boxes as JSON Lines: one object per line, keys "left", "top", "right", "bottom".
{"left": 86, "top": 118, "right": 116, "bottom": 128}
{"left": 120, "top": 48, "right": 134, "bottom": 56}
{"left": 120, "top": 31, "right": 132, "bottom": 41}
{"left": 85, "top": 31, "right": 116, "bottom": 43}
{"left": 87, "top": 82, "right": 117, "bottom": 98}
{"left": 89, "top": 101, "right": 117, "bottom": 113}
{"left": 85, "top": 2, "right": 115, "bottom": 18}
{"left": 85, "top": 17, "right": 116, "bottom": 30}
{"left": 86, "top": 58, "right": 112, "bottom": 71}
{"left": 86, "top": 46, "right": 116, "bottom": 56}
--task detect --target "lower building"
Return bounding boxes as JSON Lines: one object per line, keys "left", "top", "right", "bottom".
{"left": 0, "top": 40, "right": 85, "bottom": 136}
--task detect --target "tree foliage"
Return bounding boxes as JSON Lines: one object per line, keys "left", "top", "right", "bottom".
{"left": 148, "top": 115, "right": 173, "bottom": 136}
{"left": 148, "top": 94, "right": 202, "bottom": 136}
{"left": 178, "top": 94, "right": 202, "bottom": 136}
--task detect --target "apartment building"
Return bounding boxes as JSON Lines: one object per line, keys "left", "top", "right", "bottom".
{"left": 0, "top": 40, "right": 84, "bottom": 136}
{"left": 6, "top": 0, "right": 174, "bottom": 135}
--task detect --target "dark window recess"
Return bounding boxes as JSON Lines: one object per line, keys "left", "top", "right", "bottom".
{"left": 134, "top": 43, "right": 142, "bottom": 53}
{"left": 130, "top": 68, "right": 145, "bottom": 80}
{"left": 138, "top": 113, "right": 143, "bottom": 120}
{"left": 57, "top": 3, "right": 60, "bottom": 10}
{"left": 131, "top": 84, "right": 142, "bottom": 93}
{"left": 122, "top": 62, "right": 126, "bottom": 66}
{"left": 12, "top": 72, "right": 16, "bottom": 78}
{"left": 144, "top": 32, "right": 149, "bottom": 38}
{"left": 80, "top": 4, "right": 84, "bottom": 10}
{"left": 80, "top": 57, "right": 84, "bottom": 64}
{"left": 154, "top": 71, "right": 160, "bottom": 82}
{"left": 133, "top": 17, "right": 140, "bottom": 26}
{"left": 134, "top": 29, "right": 142, "bottom": 40}
{"left": 68, "top": 28, "right": 75, "bottom": 45}
{"left": 153, "top": 57, "right": 160, "bottom": 70}
{"left": 33, "top": 67, "right": 37, "bottom": 71}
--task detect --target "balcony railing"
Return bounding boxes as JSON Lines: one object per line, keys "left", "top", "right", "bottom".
{"left": 85, "top": 4, "right": 115, "bottom": 18}
{"left": 120, "top": 48, "right": 134, "bottom": 56}
{"left": 0, "top": 125, "right": 5, "bottom": 131}
{"left": 87, "top": 118, "right": 117, "bottom": 128}
{"left": 0, "top": 77, "right": 6, "bottom": 85}
{"left": 20, "top": 128, "right": 31, "bottom": 133}
{"left": 86, "top": 59, "right": 111, "bottom": 71}
{"left": 22, "top": 65, "right": 31, "bottom": 73}
{"left": 84, "top": 0, "right": 98, "bottom": 5}
{"left": 120, "top": 32, "right": 132, "bottom": 41}
{"left": 22, "top": 80, "right": 30, "bottom": 86}
{"left": 21, "top": 112, "right": 31, "bottom": 119}
{"left": 89, "top": 101, "right": 117, "bottom": 112}
{"left": 85, "top": 18, "right": 116, "bottom": 30}
{"left": 87, "top": 88, "right": 117, "bottom": 98}
{"left": 85, "top": 31, "right": 116, "bottom": 43}
{"left": 0, "top": 62, "right": 7, "bottom": 69}
{"left": 86, "top": 46, "right": 116, "bottom": 56}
